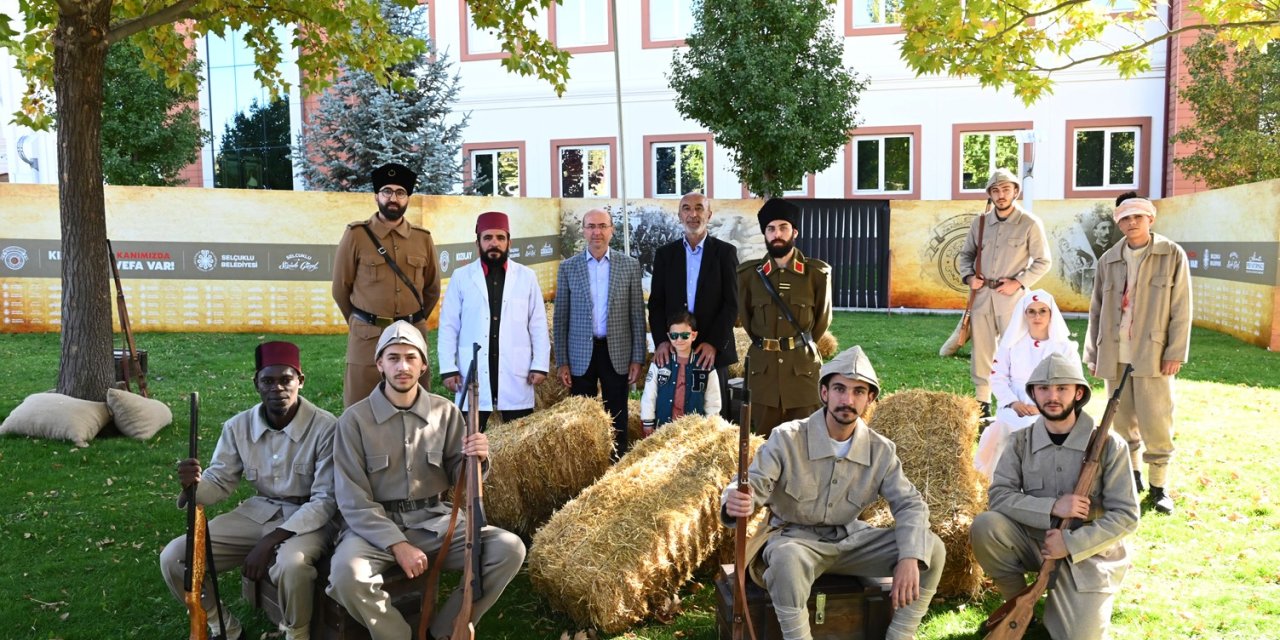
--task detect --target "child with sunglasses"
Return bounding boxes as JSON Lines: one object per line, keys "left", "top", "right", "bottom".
{"left": 640, "top": 311, "right": 722, "bottom": 435}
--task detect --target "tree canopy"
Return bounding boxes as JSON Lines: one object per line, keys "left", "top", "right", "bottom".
{"left": 1170, "top": 33, "right": 1280, "bottom": 189}
{"left": 898, "top": 0, "right": 1280, "bottom": 104}
{"left": 668, "top": 0, "right": 865, "bottom": 199}
{"left": 101, "top": 38, "right": 207, "bottom": 186}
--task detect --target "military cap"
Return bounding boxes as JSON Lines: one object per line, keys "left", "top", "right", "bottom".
{"left": 985, "top": 168, "right": 1021, "bottom": 192}
{"left": 757, "top": 198, "right": 800, "bottom": 232}
{"left": 1025, "top": 351, "right": 1091, "bottom": 406}
{"left": 819, "top": 345, "right": 880, "bottom": 397}
{"left": 375, "top": 320, "right": 428, "bottom": 361}
{"left": 372, "top": 162, "right": 418, "bottom": 195}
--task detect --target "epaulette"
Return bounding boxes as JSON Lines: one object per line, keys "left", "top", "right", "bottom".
{"left": 808, "top": 257, "right": 832, "bottom": 274}
{"left": 736, "top": 259, "right": 764, "bottom": 274}
{"left": 347, "top": 220, "right": 370, "bottom": 229}
{"left": 409, "top": 222, "right": 432, "bottom": 235}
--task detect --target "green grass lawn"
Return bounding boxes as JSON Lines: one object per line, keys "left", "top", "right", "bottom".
{"left": 2, "top": 313, "right": 1279, "bottom": 639}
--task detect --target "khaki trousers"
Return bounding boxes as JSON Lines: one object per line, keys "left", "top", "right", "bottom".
{"left": 761, "top": 528, "right": 945, "bottom": 640}
{"left": 969, "top": 301, "right": 1014, "bottom": 401}
{"left": 971, "top": 511, "right": 1119, "bottom": 640}
{"left": 327, "top": 526, "right": 525, "bottom": 640}
{"left": 159, "top": 508, "right": 334, "bottom": 632}
{"left": 1106, "top": 370, "right": 1176, "bottom": 487}
{"left": 752, "top": 403, "right": 821, "bottom": 438}
{"left": 343, "top": 318, "right": 431, "bottom": 408}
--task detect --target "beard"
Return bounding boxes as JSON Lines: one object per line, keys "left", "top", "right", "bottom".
{"left": 378, "top": 200, "right": 405, "bottom": 221}
{"left": 1037, "top": 397, "right": 1078, "bottom": 421}
{"left": 767, "top": 237, "right": 795, "bottom": 259}
{"left": 481, "top": 247, "right": 508, "bottom": 267}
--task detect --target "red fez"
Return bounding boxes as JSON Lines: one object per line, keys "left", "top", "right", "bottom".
{"left": 476, "top": 211, "right": 510, "bottom": 235}
{"left": 256, "top": 341, "right": 302, "bottom": 375}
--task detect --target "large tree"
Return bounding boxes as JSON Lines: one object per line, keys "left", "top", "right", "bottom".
{"left": 668, "top": 0, "right": 865, "bottom": 199}
{"left": 294, "top": 1, "right": 466, "bottom": 194}
{"left": 101, "top": 38, "right": 206, "bottom": 186}
{"left": 0, "top": 0, "right": 569, "bottom": 401}
{"left": 898, "top": 0, "right": 1280, "bottom": 104}
{"left": 1170, "top": 33, "right": 1280, "bottom": 189}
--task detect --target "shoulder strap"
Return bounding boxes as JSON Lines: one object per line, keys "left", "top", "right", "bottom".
{"left": 975, "top": 213, "right": 986, "bottom": 278}
{"left": 359, "top": 223, "right": 427, "bottom": 315}
{"left": 755, "top": 264, "right": 815, "bottom": 355}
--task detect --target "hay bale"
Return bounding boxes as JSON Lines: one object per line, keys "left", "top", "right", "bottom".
{"left": 865, "top": 389, "right": 984, "bottom": 598}
{"left": 817, "top": 331, "right": 838, "bottom": 360}
{"left": 529, "top": 415, "right": 764, "bottom": 633}
{"left": 727, "top": 327, "right": 752, "bottom": 379}
{"left": 627, "top": 398, "right": 643, "bottom": 444}
{"left": 484, "top": 397, "right": 615, "bottom": 536}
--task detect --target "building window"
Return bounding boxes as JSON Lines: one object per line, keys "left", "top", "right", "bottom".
{"left": 741, "top": 175, "right": 815, "bottom": 199}
{"left": 652, "top": 141, "right": 705, "bottom": 197}
{"left": 643, "top": 0, "right": 694, "bottom": 48}
{"left": 1064, "top": 117, "right": 1151, "bottom": 198}
{"left": 464, "top": 143, "right": 525, "bottom": 196}
{"left": 204, "top": 25, "right": 298, "bottom": 190}
{"left": 551, "top": 0, "right": 612, "bottom": 52}
{"left": 461, "top": 0, "right": 547, "bottom": 60}
{"left": 851, "top": 0, "right": 904, "bottom": 26}
{"left": 557, "top": 145, "right": 611, "bottom": 198}
{"left": 1074, "top": 127, "right": 1138, "bottom": 190}
{"left": 960, "top": 131, "right": 1020, "bottom": 192}
{"left": 853, "top": 134, "right": 912, "bottom": 193}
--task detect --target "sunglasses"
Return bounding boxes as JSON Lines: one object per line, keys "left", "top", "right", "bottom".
{"left": 668, "top": 331, "right": 692, "bottom": 340}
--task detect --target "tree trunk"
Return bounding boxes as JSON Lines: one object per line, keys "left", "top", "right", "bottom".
{"left": 54, "top": 1, "right": 115, "bottom": 401}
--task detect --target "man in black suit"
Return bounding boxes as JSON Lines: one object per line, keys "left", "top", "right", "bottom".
{"left": 648, "top": 192, "right": 740, "bottom": 420}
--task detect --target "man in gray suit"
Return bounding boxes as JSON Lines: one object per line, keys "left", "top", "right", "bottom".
{"left": 554, "top": 208, "right": 647, "bottom": 458}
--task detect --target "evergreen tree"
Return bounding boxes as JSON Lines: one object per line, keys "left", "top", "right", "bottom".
{"left": 101, "top": 39, "right": 207, "bottom": 186}
{"left": 294, "top": 0, "right": 467, "bottom": 194}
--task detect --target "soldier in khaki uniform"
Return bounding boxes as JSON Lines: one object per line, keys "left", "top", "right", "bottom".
{"left": 327, "top": 321, "right": 525, "bottom": 640}
{"left": 332, "top": 163, "right": 441, "bottom": 407}
{"left": 957, "top": 169, "right": 1052, "bottom": 415}
{"left": 1084, "top": 194, "right": 1191, "bottom": 514}
{"left": 722, "top": 346, "right": 945, "bottom": 640}
{"left": 737, "top": 198, "right": 832, "bottom": 436}
{"left": 971, "top": 352, "right": 1140, "bottom": 640}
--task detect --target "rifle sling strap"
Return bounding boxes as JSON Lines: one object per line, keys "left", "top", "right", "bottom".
{"left": 359, "top": 222, "right": 427, "bottom": 317}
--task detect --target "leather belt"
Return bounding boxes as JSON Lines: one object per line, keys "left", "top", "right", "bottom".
{"left": 379, "top": 497, "right": 439, "bottom": 513}
{"left": 753, "top": 337, "right": 800, "bottom": 352}
{"left": 268, "top": 495, "right": 309, "bottom": 505}
{"left": 351, "top": 307, "right": 426, "bottom": 328}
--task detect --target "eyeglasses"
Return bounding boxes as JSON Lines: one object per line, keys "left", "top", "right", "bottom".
{"left": 668, "top": 331, "right": 692, "bottom": 340}
{"left": 378, "top": 188, "right": 410, "bottom": 199}
{"left": 584, "top": 223, "right": 613, "bottom": 231}
{"left": 1025, "top": 308, "right": 1051, "bottom": 316}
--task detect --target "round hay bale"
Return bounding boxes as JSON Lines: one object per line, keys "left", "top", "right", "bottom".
{"left": 529, "top": 415, "right": 764, "bottom": 633}
{"left": 864, "top": 389, "right": 984, "bottom": 598}
{"left": 817, "top": 331, "right": 838, "bottom": 360}
{"left": 484, "top": 396, "right": 615, "bottom": 536}
{"left": 727, "top": 327, "right": 752, "bottom": 379}
{"left": 627, "top": 397, "right": 643, "bottom": 444}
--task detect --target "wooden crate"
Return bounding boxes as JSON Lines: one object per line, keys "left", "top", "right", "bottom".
{"left": 714, "top": 564, "right": 892, "bottom": 640}
{"left": 242, "top": 560, "right": 424, "bottom": 640}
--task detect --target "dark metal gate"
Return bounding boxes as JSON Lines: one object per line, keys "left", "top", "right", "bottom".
{"left": 793, "top": 199, "right": 891, "bottom": 309}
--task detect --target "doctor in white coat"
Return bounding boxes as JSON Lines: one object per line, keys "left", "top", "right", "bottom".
{"left": 438, "top": 211, "right": 550, "bottom": 428}
{"left": 974, "top": 289, "right": 1078, "bottom": 480}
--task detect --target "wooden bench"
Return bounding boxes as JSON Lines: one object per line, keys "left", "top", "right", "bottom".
{"left": 714, "top": 564, "right": 893, "bottom": 640}
{"left": 242, "top": 558, "right": 424, "bottom": 640}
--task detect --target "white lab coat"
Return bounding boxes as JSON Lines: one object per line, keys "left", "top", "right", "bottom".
{"left": 438, "top": 259, "right": 550, "bottom": 411}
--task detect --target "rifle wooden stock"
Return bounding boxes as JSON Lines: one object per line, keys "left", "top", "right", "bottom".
{"left": 732, "top": 357, "right": 758, "bottom": 640}
{"left": 108, "top": 239, "right": 148, "bottom": 397}
{"left": 982, "top": 365, "right": 1134, "bottom": 640}
{"left": 452, "top": 343, "right": 485, "bottom": 640}
{"left": 184, "top": 392, "right": 208, "bottom": 640}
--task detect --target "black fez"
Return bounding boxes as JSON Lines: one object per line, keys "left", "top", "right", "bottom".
{"left": 372, "top": 163, "right": 418, "bottom": 195}
{"left": 757, "top": 198, "right": 800, "bottom": 232}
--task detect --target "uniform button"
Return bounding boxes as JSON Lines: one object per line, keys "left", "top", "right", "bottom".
{"left": 777, "top": 358, "right": 783, "bottom": 363}
{"left": 1057, "top": 466, "right": 1062, "bottom": 471}
{"left": 831, "top": 479, "right": 838, "bottom": 485}
{"left": 273, "top": 454, "right": 278, "bottom": 460}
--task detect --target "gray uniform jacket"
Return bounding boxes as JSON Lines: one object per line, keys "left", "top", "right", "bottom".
{"left": 334, "top": 386, "right": 486, "bottom": 551}
{"left": 989, "top": 411, "right": 1140, "bottom": 592}
{"left": 957, "top": 205, "right": 1052, "bottom": 319}
{"left": 722, "top": 410, "right": 935, "bottom": 564}
{"left": 181, "top": 397, "right": 338, "bottom": 536}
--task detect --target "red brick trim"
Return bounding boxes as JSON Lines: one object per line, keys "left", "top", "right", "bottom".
{"left": 459, "top": 0, "right": 510, "bottom": 61}
{"left": 641, "top": 0, "right": 688, "bottom": 49}
{"left": 643, "top": 133, "right": 715, "bottom": 198}
{"left": 549, "top": 136, "right": 618, "bottom": 197}
{"left": 844, "top": 0, "right": 905, "bottom": 36}
{"left": 1063, "top": 117, "right": 1152, "bottom": 199}
{"left": 845, "top": 125, "right": 922, "bottom": 200}
{"left": 462, "top": 141, "right": 527, "bottom": 197}
{"left": 549, "top": 0, "right": 615, "bottom": 54}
